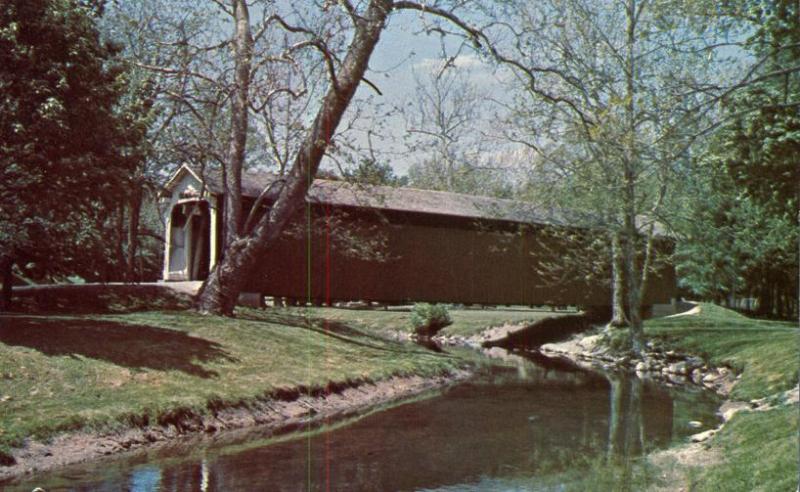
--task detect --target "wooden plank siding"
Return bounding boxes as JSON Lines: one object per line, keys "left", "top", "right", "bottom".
{"left": 239, "top": 203, "right": 676, "bottom": 307}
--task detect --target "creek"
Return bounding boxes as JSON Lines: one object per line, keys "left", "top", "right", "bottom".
{"left": 9, "top": 345, "right": 721, "bottom": 491}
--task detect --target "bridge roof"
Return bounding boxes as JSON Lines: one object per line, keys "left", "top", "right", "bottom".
{"left": 164, "top": 164, "right": 665, "bottom": 233}
{"left": 311, "top": 179, "right": 573, "bottom": 226}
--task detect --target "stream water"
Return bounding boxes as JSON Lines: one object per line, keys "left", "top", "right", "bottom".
{"left": 8, "top": 349, "right": 721, "bottom": 492}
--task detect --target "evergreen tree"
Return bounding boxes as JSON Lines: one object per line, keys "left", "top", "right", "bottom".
{"left": 676, "top": 0, "right": 799, "bottom": 318}
{"left": 0, "top": 0, "right": 139, "bottom": 308}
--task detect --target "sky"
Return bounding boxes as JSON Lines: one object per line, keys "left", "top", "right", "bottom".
{"left": 337, "top": 10, "right": 517, "bottom": 176}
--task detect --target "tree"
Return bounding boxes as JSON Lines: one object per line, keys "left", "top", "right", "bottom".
{"left": 101, "top": 3, "right": 184, "bottom": 282}
{"left": 496, "top": 0, "right": 730, "bottom": 352}
{"left": 405, "top": 61, "right": 483, "bottom": 191}
{"left": 342, "top": 157, "right": 408, "bottom": 187}
{"left": 189, "top": 0, "right": 386, "bottom": 314}
{"left": 676, "top": 0, "right": 800, "bottom": 318}
{"left": 0, "top": 0, "right": 139, "bottom": 309}
{"left": 401, "top": 58, "right": 514, "bottom": 197}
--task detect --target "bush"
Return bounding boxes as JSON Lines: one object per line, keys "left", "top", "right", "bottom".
{"left": 410, "top": 303, "right": 452, "bottom": 337}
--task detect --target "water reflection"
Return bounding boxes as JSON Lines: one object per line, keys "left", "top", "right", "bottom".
{"left": 9, "top": 353, "right": 720, "bottom": 492}
{"left": 128, "top": 466, "right": 161, "bottom": 491}
{"left": 607, "top": 375, "right": 647, "bottom": 489}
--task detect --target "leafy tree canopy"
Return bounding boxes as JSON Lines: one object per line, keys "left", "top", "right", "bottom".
{"left": 725, "top": 0, "right": 800, "bottom": 215}
{"left": 676, "top": 0, "right": 799, "bottom": 318}
{"left": 0, "top": 0, "right": 140, "bottom": 282}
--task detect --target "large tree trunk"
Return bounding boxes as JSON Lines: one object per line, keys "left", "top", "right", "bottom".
{"left": 221, "top": 0, "right": 249, "bottom": 251}
{"left": 195, "top": 0, "right": 393, "bottom": 315}
{"left": 0, "top": 256, "right": 13, "bottom": 312}
{"left": 623, "top": 204, "right": 644, "bottom": 354}
{"left": 195, "top": 0, "right": 252, "bottom": 314}
{"left": 623, "top": 0, "right": 644, "bottom": 355}
{"left": 611, "top": 232, "right": 627, "bottom": 327}
{"left": 639, "top": 224, "right": 655, "bottom": 306}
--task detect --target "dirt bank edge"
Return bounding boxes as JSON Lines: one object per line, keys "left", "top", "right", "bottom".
{"left": 0, "top": 369, "right": 471, "bottom": 482}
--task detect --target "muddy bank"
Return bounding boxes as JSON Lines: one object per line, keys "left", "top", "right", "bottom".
{"left": 0, "top": 370, "right": 470, "bottom": 482}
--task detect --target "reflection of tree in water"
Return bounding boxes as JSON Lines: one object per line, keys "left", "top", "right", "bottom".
{"left": 607, "top": 375, "right": 645, "bottom": 489}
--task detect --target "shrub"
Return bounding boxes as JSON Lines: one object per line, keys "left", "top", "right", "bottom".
{"left": 410, "top": 303, "right": 452, "bottom": 337}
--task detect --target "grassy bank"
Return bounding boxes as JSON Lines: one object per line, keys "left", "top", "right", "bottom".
{"left": 645, "top": 303, "right": 798, "bottom": 400}
{"left": 641, "top": 303, "right": 799, "bottom": 491}
{"left": 691, "top": 405, "right": 798, "bottom": 491}
{"left": 0, "top": 307, "right": 470, "bottom": 459}
{"left": 294, "top": 306, "right": 567, "bottom": 338}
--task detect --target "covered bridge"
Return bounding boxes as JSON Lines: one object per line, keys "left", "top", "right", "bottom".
{"left": 161, "top": 164, "right": 676, "bottom": 309}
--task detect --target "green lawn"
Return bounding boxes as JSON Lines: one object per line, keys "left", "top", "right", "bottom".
{"left": 692, "top": 405, "right": 798, "bottom": 492}
{"left": 0, "top": 308, "right": 465, "bottom": 456}
{"left": 293, "top": 306, "right": 568, "bottom": 338}
{"left": 645, "top": 303, "right": 799, "bottom": 400}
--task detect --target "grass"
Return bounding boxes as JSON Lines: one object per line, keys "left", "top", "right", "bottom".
{"left": 0, "top": 307, "right": 465, "bottom": 454}
{"left": 291, "top": 305, "right": 569, "bottom": 338}
{"left": 691, "top": 405, "right": 798, "bottom": 492}
{"left": 644, "top": 302, "right": 799, "bottom": 401}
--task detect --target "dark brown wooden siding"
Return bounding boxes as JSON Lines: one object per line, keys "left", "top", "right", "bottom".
{"left": 240, "top": 203, "right": 676, "bottom": 307}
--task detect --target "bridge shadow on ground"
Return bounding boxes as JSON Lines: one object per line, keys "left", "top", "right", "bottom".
{"left": 0, "top": 317, "right": 234, "bottom": 378}
{"left": 11, "top": 284, "right": 192, "bottom": 315}
{"left": 484, "top": 314, "right": 596, "bottom": 349}
{"left": 238, "top": 311, "right": 455, "bottom": 358}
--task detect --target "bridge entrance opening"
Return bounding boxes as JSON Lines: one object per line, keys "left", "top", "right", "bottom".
{"left": 167, "top": 200, "right": 210, "bottom": 281}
